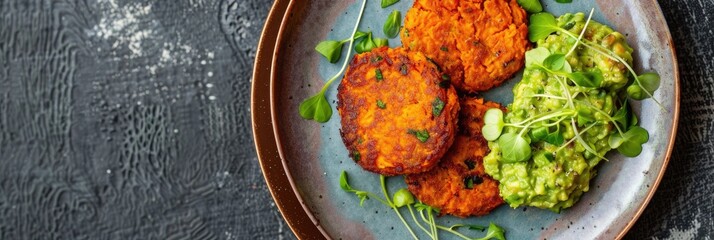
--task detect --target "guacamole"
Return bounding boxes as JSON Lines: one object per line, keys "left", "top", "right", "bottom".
{"left": 483, "top": 13, "right": 634, "bottom": 212}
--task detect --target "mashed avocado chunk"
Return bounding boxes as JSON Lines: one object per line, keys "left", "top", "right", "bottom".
{"left": 484, "top": 13, "right": 635, "bottom": 212}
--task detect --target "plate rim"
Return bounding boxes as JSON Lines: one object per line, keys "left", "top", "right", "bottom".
{"left": 253, "top": 0, "right": 681, "bottom": 239}
{"left": 250, "top": 0, "right": 326, "bottom": 239}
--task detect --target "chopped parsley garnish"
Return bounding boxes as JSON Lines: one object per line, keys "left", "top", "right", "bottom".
{"left": 377, "top": 99, "right": 387, "bottom": 109}
{"left": 407, "top": 129, "right": 429, "bottom": 143}
{"left": 375, "top": 69, "right": 383, "bottom": 81}
{"left": 432, "top": 97, "right": 445, "bottom": 117}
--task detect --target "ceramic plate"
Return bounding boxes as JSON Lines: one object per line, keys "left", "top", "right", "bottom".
{"left": 253, "top": 0, "right": 679, "bottom": 239}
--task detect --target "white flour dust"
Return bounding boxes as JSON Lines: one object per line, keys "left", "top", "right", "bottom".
{"left": 88, "top": 0, "right": 154, "bottom": 58}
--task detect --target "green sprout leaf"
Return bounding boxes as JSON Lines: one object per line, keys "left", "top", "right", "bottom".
{"left": 392, "top": 189, "right": 415, "bottom": 207}
{"left": 525, "top": 47, "right": 551, "bottom": 68}
{"left": 628, "top": 72, "right": 661, "bottom": 100}
{"left": 498, "top": 133, "right": 532, "bottom": 163}
{"left": 432, "top": 97, "right": 445, "bottom": 117}
{"left": 381, "top": 0, "right": 399, "bottom": 8}
{"left": 374, "top": 38, "right": 389, "bottom": 47}
{"left": 517, "top": 0, "right": 543, "bottom": 13}
{"left": 612, "top": 101, "right": 630, "bottom": 129}
{"left": 568, "top": 71, "right": 602, "bottom": 88}
{"left": 528, "top": 12, "right": 558, "bottom": 42}
{"left": 545, "top": 129, "right": 565, "bottom": 146}
{"left": 556, "top": 0, "right": 573, "bottom": 3}
{"left": 530, "top": 127, "right": 548, "bottom": 142}
{"left": 543, "top": 54, "right": 566, "bottom": 71}
{"left": 383, "top": 10, "right": 402, "bottom": 38}
{"left": 355, "top": 32, "right": 377, "bottom": 54}
{"left": 483, "top": 108, "right": 505, "bottom": 141}
{"left": 339, "top": 171, "right": 353, "bottom": 191}
{"left": 407, "top": 129, "right": 430, "bottom": 143}
{"left": 315, "top": 40, "right": 344, "bottom": 63}
{"left": 299, "top": 93, "right": 333, "bottom": 123}
{"left": 475, "top": 222, "right": 507, "bottom": 240}
{"left": 577, "top": 107, "right": 595, "bottom": 127}
{"left": 608, "top": 126, "right": 649, "bottom": 157}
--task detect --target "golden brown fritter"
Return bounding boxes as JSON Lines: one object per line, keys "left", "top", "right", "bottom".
{"left": 401, "top": 0, "right": 529, "bottom": 93}
{"left": 405, "top": 98, "right": 504, "bottom": 217}
{"left": 337, "top": 47, "right": 459, "bottom": 176}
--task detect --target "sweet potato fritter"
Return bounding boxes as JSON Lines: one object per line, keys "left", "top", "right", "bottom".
{"left": 401, "top": 0, "right": 529, "bottom": 93}
{"left": 405, "top": 98, "right": 504, "bottom": 217}
{"left": 337, "top": 47, "right": 459, "bottom": 176}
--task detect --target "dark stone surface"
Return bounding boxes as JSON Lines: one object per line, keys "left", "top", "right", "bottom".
{"left": 0, "top": 0, "right": 710, "bottom": 239}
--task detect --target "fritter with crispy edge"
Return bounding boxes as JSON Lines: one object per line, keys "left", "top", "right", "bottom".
{"left": 401, "top": 0, "right": 529, "bottom": 92}
{"left": 405, "top": 98, "right": 504, "bottom": 217}
{"left": 337, "top": 47, "right": 459, "bottom": 176}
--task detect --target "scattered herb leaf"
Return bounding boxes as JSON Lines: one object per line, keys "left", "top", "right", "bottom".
{"left": 517, "top": 0, "right": 543, "bottom": 13}
{"left": 475, "top": 222, "right": 507, "bottom": 240}
{"left": 299, "top": 94, "right": 332, "bottom": 123}
{"left": 608, "top": 126, "right": 649, "bottom": 157}
{"left": 315, "top": 40, "right": 345, "bottom": 63}
{"left": 432, "top": 97, "right": 445, "bottom": 117}
{"left": 381, "top": 0, "right": 400, "bottom": 8}
{"left": 528, "top": 12, "right": 558, "bottom": 42}
{"left": 383, "top": 10, "right": 402, "bottom": 38}
{"left": 498, "top": 133, "right": 532, "bottom": 163}
{"left": 375, "top": 69, "right": 384, "bottom": 81}
{"left": 407, "top": 129, "right": 430, "bottom": 143}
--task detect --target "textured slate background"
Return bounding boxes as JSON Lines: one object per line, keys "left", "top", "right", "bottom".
{"left": 0, "top": 0, "right": 710, "bottom": 239}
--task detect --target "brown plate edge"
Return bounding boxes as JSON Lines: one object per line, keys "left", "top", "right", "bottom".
{"left": 251, "top": 0, "right": 326, "bottom": 239}
{"left": 616, "top": 0, "right": 680, "bottom": 239}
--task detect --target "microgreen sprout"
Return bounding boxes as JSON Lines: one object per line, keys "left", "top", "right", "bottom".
{"left": 339, "top": 171, "right": 509, "bottom": 239}
{"left": 299, "top": 0, "right": 368, "bottom": 123}
{"left": 516, "top": 0, "right": 543, "bottom": 13}
{"left": 383, "top": 10, "right": 402, "bottom": 38}
{"left": 355, "top": 31, "right": 389, "bottom": 54}
{"left": 483, "top": 10, "right": 661, "bottom": 165}
{"left": 528, "top": 10, "right": 664, "bottom": 108}
{"left": 381, "top": 0, "right": 399, "bottom": 8}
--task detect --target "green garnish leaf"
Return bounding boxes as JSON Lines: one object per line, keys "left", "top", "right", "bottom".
{"left": 381, "top": 0, "right": 399, "bottom": 8}
{"left": 432, "top": 97, "right": 445, "bottom": 117}
{"left": 525, "top": 47, "right": 551, "bottom": 68}
{"left": 374, "top": 38, "right": 389, "bottom": 47}
{"left": 628, "top": 72, "right": 660, "bottom": 100}
{"left": 555, "top": 0, "right": 573, "bottom": 3}
{"left": 355, "top": 32, "right": 377, "bottom": 54}
{"left": 482, "top": 108, "right": 505, "bottom": 141}
{"left": 608, "top": 126, "right": 649, "bottom": 157}
{"left": 568, "top": 71, "right": 602, "bottom": 88}
{"left": 377, "top": 99, "right": 387, "bottom": 109}
{"left": 299, "top": 93, "right": 333, "bottom": 123}
{"left": 407, "top": 129, "right": 430, "bottom": 143}
{"left": 530, "top": 127, "right": 548, "bottom": 142}
{"left": 517, "top": 0, "right": 543, "bottom": 13}
{"left": 543, "top": 54, "right": 566, "bottom": 71}
{"left": 528, "top": 12, "right": 558, "bottom": 42}
{"left": 613, "top": 100, "right": 630, "bottom": 129}
{"left": 577, "top": 107, "right": 595, "bottom": 126}
{"left": 354, "top": 31, "right": 369, "bottom": 40}
{"left": 375, "top": 69, "right": 384, "bottom": 81}
{"left": 315, "top": 40, "right": 344, "bottom": 63}
{"left": 383, "top": 10, "right": 401, "bottom": 38}
{"left": 351, "top": 151, "right": 361, "bottom": 162}
{"left": 498, "top": 133, "right": 532, "bottom": 163}
{"left": 475, "top": 222, "right": 507, "bottom": 240}
{"left": 545, "top": 129, "right": 565, "bottom": 145}
{"left": 392, "top": 188, "right": 415, "bottom": 207}
{"left": 339, "top": 171, "right": 354, "bottom": 191}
